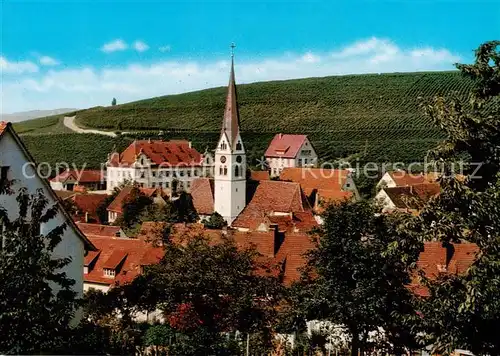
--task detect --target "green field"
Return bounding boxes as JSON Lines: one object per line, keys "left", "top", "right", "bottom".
{"left": 15, "top": 71, "right": 482, "bottom": 166}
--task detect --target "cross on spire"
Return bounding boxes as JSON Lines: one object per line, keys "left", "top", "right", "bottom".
{"left": 230, "top": 43, "right": 236, "bottom": 58}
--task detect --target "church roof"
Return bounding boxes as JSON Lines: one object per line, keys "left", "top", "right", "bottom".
{"left": 221, "top": 58, "right": 241, "bottom": 149}
{"left": 190, "top": 178, "right": 215, "bottom": 215}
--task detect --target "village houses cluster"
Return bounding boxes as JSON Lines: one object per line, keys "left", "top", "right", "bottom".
{"left": 0, "top": 59, "right": 477, "bottom": 320}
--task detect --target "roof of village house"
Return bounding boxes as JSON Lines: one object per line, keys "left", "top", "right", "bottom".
{"left": 190, "top": 178, "right": 215, "bottom": 215}
{"left": 106, "top": 186, "right": 163, "bottom": 214}
{"left": 250, "top": 170, "right": 270, "bottom": 181}
{"left": 274, "top": 232, "right": 316, "bottom": 285}
{"left": 50, "top": 169, "right": 104, "bottom": 183}
{"left": 221, "top": 57, "right": 242, "bottom": 149}
{"left": 72, "top": 193, "right": 108, "bottom": 223}
{"left": 264, "top": 134, "right": 309, "bottom": 159}
{"left": 409, "top": 241, "right": 479, "bottom": 297}
{"left": 280, "top": 168, "right": 351, "bottom": 195}
{"left": 76, "top": 222, "right": 123, "bottom": 238}
{"left": 0, "top": 121, "right": 96, "bottom": 251}
{"left": 382, "top": 183, "right": 441, "bottom": 210}
{"left": 107, "top": 140, "right": 203, "bottom": 167}
{"left": 232, "top": 180, "right": 312, "bottom": 230}
{"left": 84, "top": 235, "right": 164, "bottom": 286}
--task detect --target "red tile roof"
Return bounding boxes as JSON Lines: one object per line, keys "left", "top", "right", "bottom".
{"left": 232, "top": 180, "right": 312, "bottom": 230}
{"left": 383, "top": 183, "right": 441, "bottom": 210}
{"left": 250, "top": 170, "right": 270, "bottom": 181}
{"left": 273, "top": 232, "right": 316, "bottom": 285}
{"left": 280, "top": 168, "right": 350, "bottom": 195}
{"left": 264, "top": 134, "right": 308, "bottom": 159}
{"left": 84, "top": 236, "right": 164, "bottom": 286}
{"left": 190, "top": 178, "right": 214, "bottom": 215}
{"left": 76, "top": 222, "right": 123, "bottom": 238}
{"left": 51, "top": 169, "right": 104, "bottom": 183}
{"left": 108, "top": 140, "right": 203, "bottom": 167}
{"left": 409, "top": 241, "right": 479, "bottom": 297}
{"left": 72, "top": 194, "right": 108, "bottom": 223}
{"left": 106, "top": 186, "right": 158, "bottom": 214}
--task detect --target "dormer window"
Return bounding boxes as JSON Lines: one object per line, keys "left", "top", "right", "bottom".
{"left": 236, "top": 142, "right": 242, "bottom": 151}
{"left": 104, "top": 268, "right": 116, "bottom": 277}
{"left": 221, "top": 141, "right": 228, "bottom": 150}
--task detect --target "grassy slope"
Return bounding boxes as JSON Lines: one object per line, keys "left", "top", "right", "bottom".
{"left": 15, "top": 71, "right": 479, "bottom": 166}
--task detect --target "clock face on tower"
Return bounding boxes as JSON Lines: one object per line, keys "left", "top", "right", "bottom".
{"left": 220, "top": 156, "right": 227, "bottom": 163}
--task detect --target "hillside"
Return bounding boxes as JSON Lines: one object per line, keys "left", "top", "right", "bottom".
{"left": 15, "top": 71, "right": 480, "bottom": 168}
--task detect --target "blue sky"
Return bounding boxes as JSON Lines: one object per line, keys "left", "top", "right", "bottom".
{"left": 1, "top": 0, "right": 499, "bottom": 113}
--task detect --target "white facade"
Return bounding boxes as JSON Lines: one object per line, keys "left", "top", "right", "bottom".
{"left": 377, "top": 172, "right": 397, "bottom": 189}
{"left": 214, "top": 132, "right": 246, "bottom": 225}
{"left": 0, "top": 125, "right": 91, "bottom": 322}
{"left": 106, "top": 152, "right": 214, "bottom": 193}
{"left": 267, "top": 137, "right": 318, "bottom": 177}
{"left": 374, "top": 188, "right": 397, "bottom": 212}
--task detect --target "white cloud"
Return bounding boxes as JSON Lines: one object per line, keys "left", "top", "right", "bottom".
{"left": 39, "top": 55, "right": 60, "bottom": 66}
{"left": 101, "top": 39, "right": 128, "bottom": 53}
{"left": 133, "top": 40, "right": 150, "bottom": 53}
{"left": 0, "top": 56, "right": 39, "bottom": 74}
{"left": 1, "top": 37, "right": 461, "bottom": 113}
{"left": 159, "top": 45, "right": 171, "bottom": 53}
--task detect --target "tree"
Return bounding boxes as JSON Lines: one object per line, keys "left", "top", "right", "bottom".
{"left": 172, "top": 191, "right": 198, "bottom": 223}
{"left": 203, "top": 211, "right": 227, "bottom": 229}
{"left": 291, "top": 200, "right": 420, "bottom": 356}
{"left": 410, "top": 41, "right": 500, "bottom": 355}
{"left": 111, "top": 97, "right": 117, "bottom": 106}
{"left": 0, "top": 188, "right": 79, "bottom": 354}
{"left": 114, "top": 186, "right": 153, "bottom": 231}
{"left": 96, "top": 186, "right": 121, "bottom": 224}
{"left": 124, "top": 234, "right": 282, "bottom": 354}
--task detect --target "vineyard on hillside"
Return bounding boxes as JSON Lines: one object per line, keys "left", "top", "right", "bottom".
{"left": 17, "top": 71, "right": 486, "bottom": 166}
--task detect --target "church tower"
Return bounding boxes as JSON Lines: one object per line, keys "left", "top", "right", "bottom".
{"left": 214, "top": 49, "right": 246, "bottom": 225}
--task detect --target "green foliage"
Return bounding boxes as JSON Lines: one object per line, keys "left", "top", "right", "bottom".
{"left": 112, "top": 97, "right": 117, "bottom": 106}
{"left": 0, "top": 188, "right": 79, "bottom": 354}
{"left": 172, "top": 191, "right": 198, "bottom": 223}
{"left": 290, "top": 200, "right": 420, "bottom": 355}
{"left": 96, "top": 186, "right": 121, "bottom": 224}
{"left": 124, "top": 234, "right": 282, "bottom": 353}
{"left": 20, "top": 133, "right": 132, "bottom": 170}
{"left": 202, "top": 211, "right": 227, "bottom": 229}
{"left": 19, "top": 71, "right": 487, "bottom": 165}
{"left": 114, "top": 186, "right": 153, "bottom": 230}
{"left": 409, "top": 41, "right": 500, "bottom": 355}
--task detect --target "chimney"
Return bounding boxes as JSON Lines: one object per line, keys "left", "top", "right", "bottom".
{"left": 188, "top": 141, "right": 192, "bottom": 148}
{"left": 84, "top": 211, "right": 89, "bottom": 223}
{"left": 278, "top": 133, "right": 283, "bottom": 139}
{"left": 148, "top": 138, "right": 152, "bottom": 143}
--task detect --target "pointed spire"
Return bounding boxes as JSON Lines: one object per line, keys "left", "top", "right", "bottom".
{"left": 222, "top": 44, "right": 240, "bottom": 149}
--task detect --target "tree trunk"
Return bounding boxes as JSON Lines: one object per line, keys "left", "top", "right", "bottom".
{"left": 351, "top": 329, "right": 359, "bottom": 356}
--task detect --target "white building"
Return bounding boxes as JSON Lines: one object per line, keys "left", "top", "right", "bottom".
{"left": 106, "top": 140, "right": 213, "bottom": 193}
{"left": 264, "top": 134, "right": 318, "bottom": 177}
{"left": 0, "top": 121, "right": 96, "bottom": 321}
{"left": 213, "top": 56, "right": 247, "bottom": 225}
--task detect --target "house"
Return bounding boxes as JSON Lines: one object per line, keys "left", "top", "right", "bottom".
{"left": 55, "top": 191, "right": 108, "bottom": 223}
{"left": 106, "top": 139, "right": 214, "bottom": 192}
{"left": 0, "top": 121, "right": 96, "bottom": 319}
{"left": 106, "top": 186, "right": 167, "bottom": 223}
{"left": 83, "top": 233, "right": 164, "bottom": 292}
{"left": 249, "top": 170, "right": 270, "bottom": 182}
{"left": 231, "top": 180, "right": 318, "bottom": 232}
{"left": 265, "top": 134, "right": 318, "bottom": 177}
{"left": 50, "top": 169, "right": 105, "bottom": 191}
{"left": 375, "top": 183, "right": 440, "bottom": 214}
{"left": 190, "top": 178, "right": 215, "bottom": 221}
{"left": 279, "top": 168, "right": 358, "bottom": 212}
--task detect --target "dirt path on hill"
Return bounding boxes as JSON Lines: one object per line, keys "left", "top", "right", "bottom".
{"left": 63, "top": 116, "right": 118, "bottom": 137}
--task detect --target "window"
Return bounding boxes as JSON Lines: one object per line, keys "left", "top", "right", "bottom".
{"left": 236, "top": 142, "right": 242, "bottom": 151}
{"left": 221, "top": 141, "right": 228, "bottom": 150}
{"left": 236, "top": 155, "right": 242, "bottom": 163}
{"left": 166, "top": 182, "right": 170, "bottom": 188}
{"left": 140, "top": 183, "right": 144, "bottom": 187}
{"left": 180, "top": 171, "right": 184, "bottom": 177}
{"left": 304, "top": 159, "right": 308, "bottom": 165}
{"left": 159, "top": 182, "right": 163, "bottom": 188}
{"left": 187, "top": 181, "right": 191, "bottom": 188}
{"left": 152, "top": 182, "right": 156, "bottom": 188}
{"left": 141, "top": 158, "right": 144, "bottom": 165}
{"left": 166, "top": 171, "right": 170, "bottom": 177}
{"left": 234, "top": 165, "right": 239, "bottom": 176}
{"left": 219, "top": 166, "right": 223, "bottom": 175}
{"left": 152, "top": 171, "right": 156, "bottom": 177}
{"left": 140, "top": 171, "right": 145, "bottom": 178}
{"left": 194, "top": 170, "right": 198, "bottom": 176}
{"left": 223, "top": 166, "right": 228, "bottom": 175}
{"left": 235, "top": 188, "right": 238, "bottom": 192}
{"left": 104, "top": 268, "right": 115, "bottom": 277}
{"left": 346, "top": 183, "right": 350, "bottom": 188}
{"left": 0, "top": 166, "right": 9, "bottom": 190}
{"left": 298, "top": 159, "right": 302, "bottom": 166}
{"left": 187, "top": 171, "right": 191, "bottom": 177}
